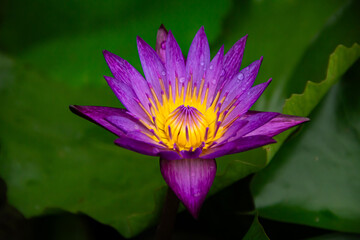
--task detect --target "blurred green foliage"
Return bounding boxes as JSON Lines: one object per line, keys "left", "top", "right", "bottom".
{"left": 0, "top": 0, "right": 359, "bottom": 239}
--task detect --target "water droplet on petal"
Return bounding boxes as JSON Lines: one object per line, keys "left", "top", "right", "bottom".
{"left": 200, "top": 61, "right": 205, "bottom": 66}
{"left": 193, "top": 192, "right": 201, "bottom": 197}
{"left": 237, "top": 73, "right": 244, "bottom": 81}
{"left": 161, "top": 41, "right": 166, "bottom": 49}
{"left": 209, "top": 65, "right": 214, "bottom": 70}
{"left": 211, "top": 79, "right": 216, "bottom": 84}
{"left": 179, "top": 77, "right": 186, "bottom": 83}
{"left": 161, "top": 71, "right": 166, "bottom": 76}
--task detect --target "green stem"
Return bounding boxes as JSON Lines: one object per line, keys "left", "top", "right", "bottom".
{"left": 155, "top": 187, "right": 179, "bottom": 240}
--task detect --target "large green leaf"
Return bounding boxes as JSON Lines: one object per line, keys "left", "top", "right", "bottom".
{"left": 0, "top": 0, "right": 231, "bottom": 86}
{"left": 251, "top": 1, "right": 360, "bottom": 232}
{"left": 0, "top": 54, "right": 169, "bottom": 238}
{"left": 251, "top": 58, "right": 360, "bottom": 232}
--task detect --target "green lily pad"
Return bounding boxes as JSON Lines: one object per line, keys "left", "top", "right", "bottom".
{"left": 0, "top": 0, "right": 231, "bottom": 86}
{"left": 251, "top": 57, "right": 360, "bottom": 232}
{"left": 251, "top": 1, "right": 360, "bottom": 232}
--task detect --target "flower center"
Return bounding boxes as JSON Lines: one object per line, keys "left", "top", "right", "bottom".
{"left": 165, "top": 105, "right": 209, "bottom": 149}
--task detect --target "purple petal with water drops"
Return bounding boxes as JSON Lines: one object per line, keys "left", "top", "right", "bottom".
{"left": 103, "top": 50, "right": 152, "bottom": 112}
{"left": 160, "top": 157, "right": 216, "bottom": 218}
{"left": 186, "top": 26, "right": 210, "bottom": 95}
{"left": 204, "top": 46, "right": 224, "bottom": 107}
{"left": 166, "top": 30, "right": 186, "bottom": 100}
{"left": 104, "top": 76, "right": 152, "bottom": 124}
{"left": 218, "top": 34, "right": 248, "bottom": 87}
{"left": 137, "top": 36, "right": 168, "bottom": 99}
{"left": 223, "top": 78, "right": 272, "bottom": 126}
{"left": 156, "top": 24, "right": 168, "bottom": 64}
{"left": 243, "top": 111, "right": 309, "bottom": 137}
{"left": 219, "top": 57, "right": 263, "bottom": 111}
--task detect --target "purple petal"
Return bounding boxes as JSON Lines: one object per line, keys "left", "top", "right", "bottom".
{"left": 204, "top": 46, "right": 224, "bottom": 106}
{"left": 218, "top": 34, "right": 248, "bottom": 87}
{"left": 200, "top": 135, "right": 276, "bottom": 159}
{"left": 69, "top": 105, "right": 142, "bottom": 136}
{"left": 243, "top": 111, "right": 309, "bottom": 137}
{"left": 106, "top": 115, "right": 151, "bottom": 135}
{"left": 156, "top": 24, "right": 168, "bottom": 63}
{"left": 166, "top": 30, "right": 186, "bottom": 100}
{"left": 160, "top": 157, "right": 217, "bottom": 218}
{"left": 180, "top": 147, "right": 203, "bottom": 159}
{"left": 216, "top": 120, "right": 248, "bottom": 144}
{"left": 231, "top": 112, "right": 279, "bottom": 139}
{"left": 116, "top": 134, "right": 183, "bottom": 159}
{"left": 219, "top": 58, "right": 263, "bottom": 111}
{"left": 104, "top": 76, "right": 151, "bottom": 124}
{"left": 114, "top": 135, "right": 164, "bottom": 156}
{"left": 137, "top": 36, "right": 168, "bottom": 99}
{"left": 158, "top": 150, "right": 182, "bottom": 160}
{"left": 103, "top": 50, "right": 152, "bottom": 113}
{"left": 186, "top": 26, "right": 210, "bottom": 95}
{"left": 223, "top": 79, "right": 272, "bottom": 126}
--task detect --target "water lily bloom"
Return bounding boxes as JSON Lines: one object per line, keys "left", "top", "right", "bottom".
{"left": 70, "top": 26, "right": 308, "bottom": 218}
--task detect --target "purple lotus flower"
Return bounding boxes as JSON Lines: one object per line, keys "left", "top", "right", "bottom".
{"left": 70, "top": 26, "right": 308, "bottom": 218}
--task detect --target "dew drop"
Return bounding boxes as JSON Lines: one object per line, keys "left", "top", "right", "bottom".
{"left": 193, "top": 192, "right": 201, "bottom": 197}
{"left": 161, "top": 41, "right": 166, "bottom": 49}
{"left": 179, "top": 77, "right": 186, "bottom": 83}
{"left": 161, "top": 71, "right": 166, "bottom": 76}
{"left": 237, "top": 73, "right": 244, "bottom": 81}
{"left": 200, "top": 61, "right": 205, "bottom": 66}
{"left": 212, "top": 79, "right": 217, "bottom": 84}
{"left": 209, "top": 65, "right": 214, "bottom": 70}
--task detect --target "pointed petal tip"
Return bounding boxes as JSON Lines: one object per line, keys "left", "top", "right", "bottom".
{"left": 197, "top": 26, "right": 206, "bottom": 35}
{"left": 160, "top": 158, "right": 216, "bottom": 219}
{"left": 219, "top": 44, "right": 225, "bottom": 53}
{"left": 69, "top": 104, "right": 78, "bottom": 113}
{"left": 136, "top": 36, "right": 147, "bottom": 47}
{"left": 159, "top": 24, "right": 167, "bottom": 31}
{"left": 103, "top": 75, "right": 113, "bottom": 83}
{"left": 102, "top": 49, "right": 111, "bottom": 59}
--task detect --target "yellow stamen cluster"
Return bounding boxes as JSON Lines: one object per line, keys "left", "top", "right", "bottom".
{"left": 138, "top": 75, "right": 235, "bottom": 151}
